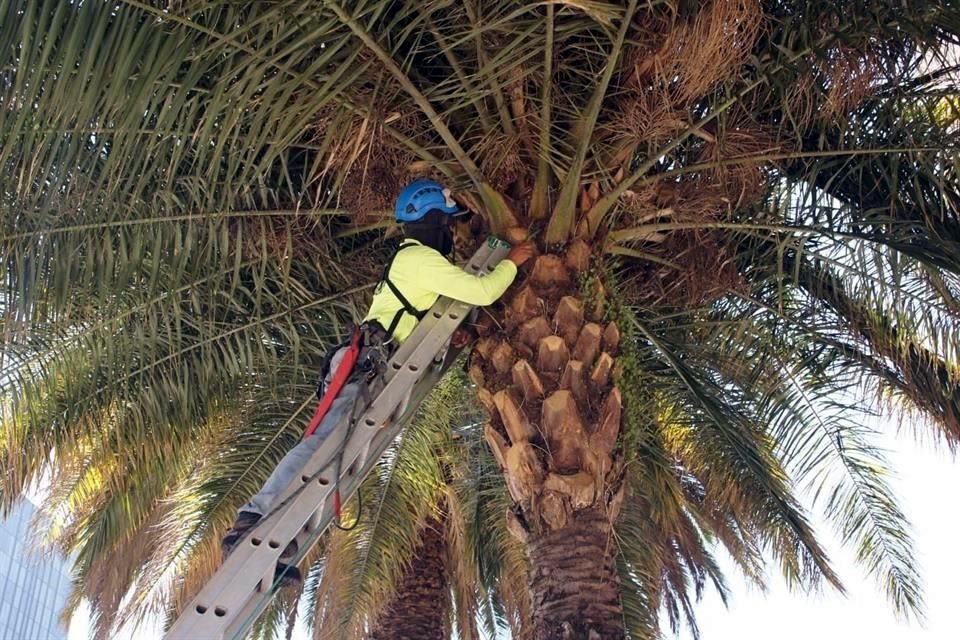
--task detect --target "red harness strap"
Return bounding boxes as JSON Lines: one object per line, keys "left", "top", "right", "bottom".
{"left": 303, "top": 329, "right": 362, "bottom": 439}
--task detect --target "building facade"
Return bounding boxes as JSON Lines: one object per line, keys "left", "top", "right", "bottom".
{"left": 0, "top": 499, "right": 72, "bottom": 640}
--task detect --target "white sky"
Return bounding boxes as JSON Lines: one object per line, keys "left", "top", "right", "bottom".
{"left": 671, "top": 425, "right": 960, "bottom": 640}
{"left": 66, "top": 421, "right": 960, "bottom": 640}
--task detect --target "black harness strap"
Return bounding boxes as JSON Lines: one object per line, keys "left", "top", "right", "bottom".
{"left": 381, "top": 241, "right": 428, "bottom": 340}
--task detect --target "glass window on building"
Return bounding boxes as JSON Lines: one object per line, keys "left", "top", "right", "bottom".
{"left": 0, "top": 500, "right": 71, "bottom": 640}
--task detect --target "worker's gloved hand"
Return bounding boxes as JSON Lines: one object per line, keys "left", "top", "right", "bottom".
{"left": 506, "top": 241, "right": 536, "bottom": 267}
{"left": 451, "top": 327, "right": 473, "bottom": 349}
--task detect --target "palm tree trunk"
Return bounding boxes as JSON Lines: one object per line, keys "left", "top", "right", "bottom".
{"left": 471, "top": 247, "right": 627, "bottom": 640}
{"left": 526, "top": 507, "right": 623, "bottom": 640}
{"left": 369, "top": 517, "right": 449, "bottom": 640}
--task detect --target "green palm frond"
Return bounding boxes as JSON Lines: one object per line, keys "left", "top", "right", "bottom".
{"left": 702, "top": 299, "right": 923, "bottom": 616}
{"left": 607, "top": 246, "right": 934, "bottom": 634}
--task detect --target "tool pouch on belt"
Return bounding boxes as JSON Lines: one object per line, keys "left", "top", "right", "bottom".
{"left": 350, "top": 322, "right": 391, "bottom": 385}
{"left": 315, "top": 322, "right": 394, "bottom": 398}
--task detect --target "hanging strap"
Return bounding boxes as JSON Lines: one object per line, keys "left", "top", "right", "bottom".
{"left": 303, "top": 328, "right": 362, "bottom": 438}
{"left": 381, "top": 241, "right": 428, "bottom": 340}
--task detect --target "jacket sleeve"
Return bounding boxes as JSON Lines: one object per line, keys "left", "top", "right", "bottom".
{"left": 413, "top": 249, "right": 518, "bottom": 306}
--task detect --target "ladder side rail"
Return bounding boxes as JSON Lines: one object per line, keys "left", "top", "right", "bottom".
{"left": 240, "top": 236, "right": 507, "bottom": 544}
{"left": 224, "top": 300, "right": 471, "bottom": 568}
{"left": 299, "top": 343, "right": 460, "bottom": 537}
{"left": 222, "top": 356, "right": 458, "bottom": 640}
{"left": 351, "top": 300, "right": 473, "bottom": 435}
{"left": 164, "top": 307, "right": 462, "bottom": 639}
{"left": 260, "top": 296, "right": 461, "bottom": 510}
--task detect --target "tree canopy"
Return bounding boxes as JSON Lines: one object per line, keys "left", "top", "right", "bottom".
{"left": 1, "top": 1, "right": 959, "bottom": 638}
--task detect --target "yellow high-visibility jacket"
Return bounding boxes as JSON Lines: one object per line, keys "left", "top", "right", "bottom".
{"left": 363, "top": 239, "right": 518, "bottom": 343}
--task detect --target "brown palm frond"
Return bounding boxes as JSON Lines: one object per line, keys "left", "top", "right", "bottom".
{"left": 610, "top": 86, "right": 690, "bottom": 148}
{"left": 656, "top": 0, "right": 765, "bottom": 104}
{"left": 819, "top": 46, "right": 883, "bottom": 123}
{"left": 694, "top": 117, "right": 785, "bottom": 208}
{"left": 475, "top": 131, "right": 530, "bottom": 195}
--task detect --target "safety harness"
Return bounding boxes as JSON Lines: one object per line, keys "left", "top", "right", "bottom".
{"left": 381, "top": 241, "right": 428, "bottom": 340}
{"left": 300, "top": 241, "right": 424, "bottom": 526}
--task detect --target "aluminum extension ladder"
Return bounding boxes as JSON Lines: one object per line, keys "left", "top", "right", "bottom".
{"left": 165, "top": 236, "right": 512, "bottom": 640}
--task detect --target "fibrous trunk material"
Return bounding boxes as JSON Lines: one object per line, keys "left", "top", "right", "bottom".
{"left": 527, "top": 507, "right": 623, "bottom": 640}
{"left": 369, "top": 518, "right": 448, "bottom": 640}
{"left": 470, "top": 243, "right": 626, "bottom": 639}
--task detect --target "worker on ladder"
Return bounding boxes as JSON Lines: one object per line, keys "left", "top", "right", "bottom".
{"left": 221, "top": 179, "right": 535, "bottom": 585}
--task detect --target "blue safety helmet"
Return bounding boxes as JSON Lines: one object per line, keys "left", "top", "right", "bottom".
{"left": 394, "top": 179, "right": 465, "bottom": 222}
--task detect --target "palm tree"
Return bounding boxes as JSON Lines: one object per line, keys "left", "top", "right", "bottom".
{"left": 2, "top": 1, "right": 960, "bottom": 639}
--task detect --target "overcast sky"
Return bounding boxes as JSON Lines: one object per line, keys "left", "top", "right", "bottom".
{"left": 670, "top": 423, "right": 960, "bottom": 640}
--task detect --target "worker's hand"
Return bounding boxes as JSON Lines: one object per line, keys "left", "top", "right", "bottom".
{"left": 451, "top": 327, "right": 472, "bottom": 348}
{"left": 505, "top": 241, "right": 536, "bottom": 267}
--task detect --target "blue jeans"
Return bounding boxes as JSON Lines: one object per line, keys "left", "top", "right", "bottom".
{"left": 239, "top": 347, "right": 362, "bottom": 516}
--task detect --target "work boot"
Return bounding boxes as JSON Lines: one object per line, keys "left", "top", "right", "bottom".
{"left": 221, "top": 510, "right": 261, "bottom": 557}
{"left": 273, "top": 563, "right": 303, "bottom": 589}
{"left": 222, "top": 510, "right": 298, "bottom": 560}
